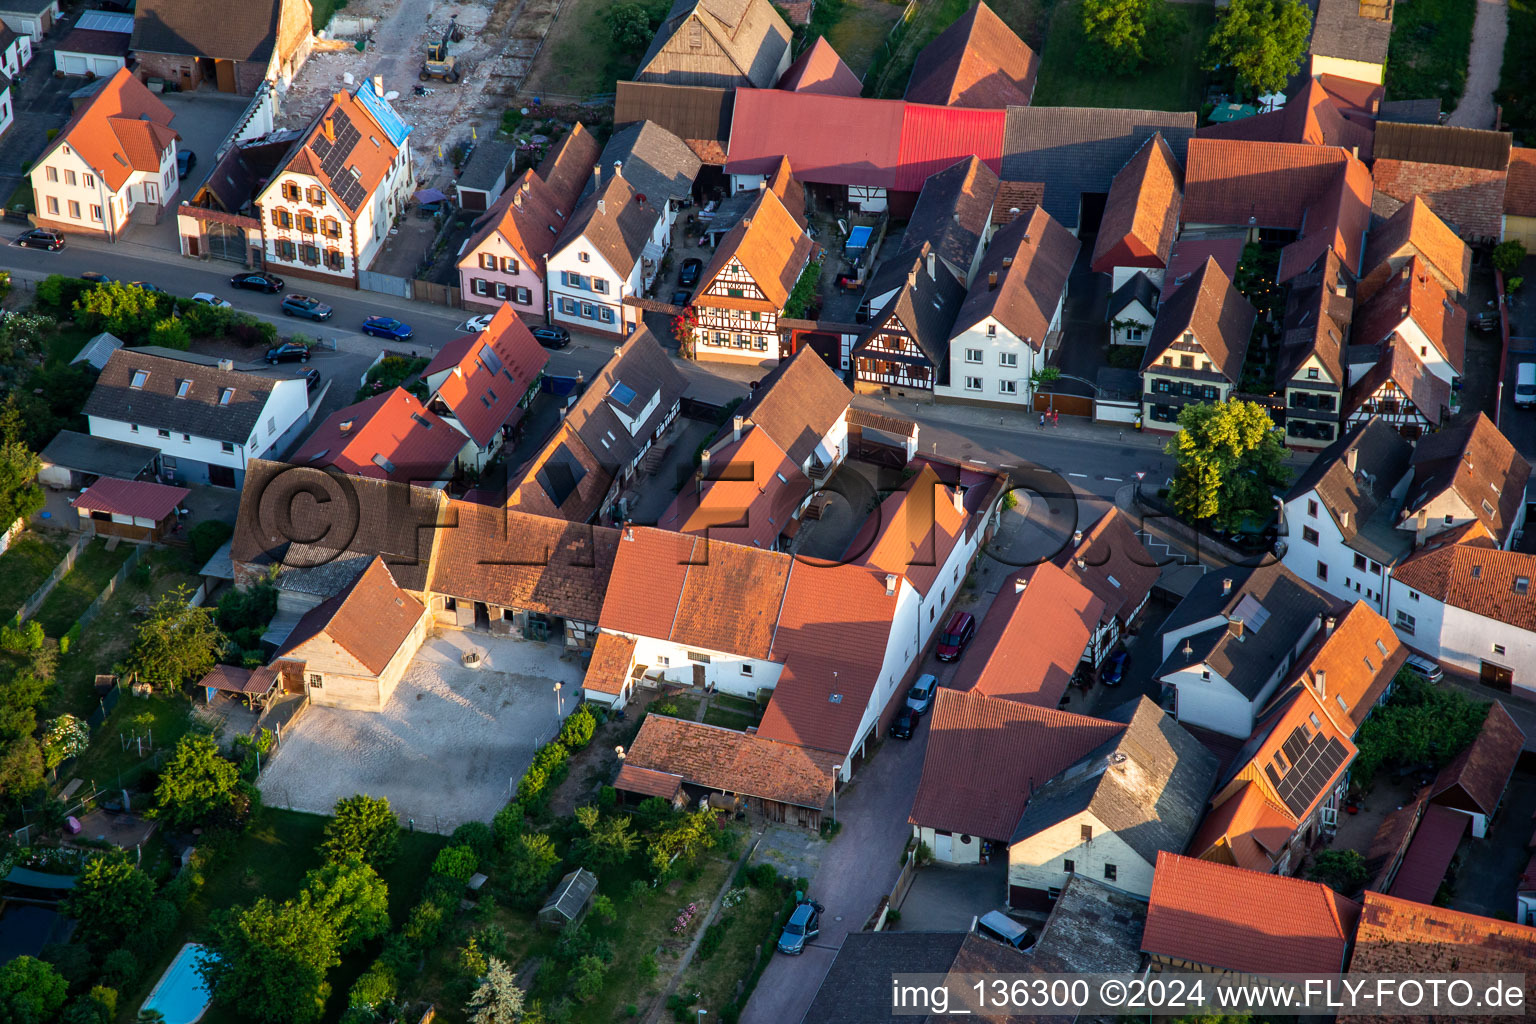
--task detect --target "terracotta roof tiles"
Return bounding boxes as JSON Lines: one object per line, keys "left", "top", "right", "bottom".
{"left": 1402, "top": 412, "right": 1530, "bottom": 543}
{"left": 693, "top": 188, "right": 813, "bottom": 311}
{"left": 427, "top": 304, "right": 549, "bottom": 447}
{"left": 1508, "top": 148, "right": 1536, "bottom": 218}
{"left": 1061, "top": 507, "right": 1160, "bottom": 628}
{"left": 292, "top": 388, "right": 465, "bottom": 484}
{"left": 1361, "top": 196, "right": 1471, "bottom": 300}
{"left": 38, "top": 68, "right": 176, "bottom": 193}
{"left": 1183, "top": 138, "right": 1350, "bottom": 230}
{"left": 1347, "top": 257, "right": 1465, "bottom": 371}
{"left": 903, "top": 1, "right": 1039, "bottom": 109}
{"left": 1290, "top": 602, "right": 1407, "bottom": 731}
{"left": 777, "top": 36, "right": 862, "bottom": 96}
{"left": 1430, "top": 700, "right": 1526, "bottom": 818}
{"left": 73, "top": 476, "right": 188, "bottom": 521}
{"left": 1091, "top": 132, "right": 1183, "bottom": 273}
{"left": 584, "top": 632, "right": 637, "bottom": 696}
{"left": 1393, "top": 543, "right": 1536, "bottom": 633}
{"left": 278, "top": 557, "right": 425, "bottom": 676}
{"left": 1187, "top": 779, "right": 1296, "bottom": 873}
{"left": 658, "top": 427, "right": 809, "bottom": 549}
{"left": 1140, "top": 256, "right": 1256, "bottom": 382}
{"left": 624, "top": 713, "right": 837, "bottom": 809}
{"left": 962, "top": 561, "right": 1104, "bottom": 707}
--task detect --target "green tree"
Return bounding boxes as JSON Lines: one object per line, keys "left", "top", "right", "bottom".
{"left": 605, "top": 2, "right": 653, "bottom": 53}
{"left": 64, "top": 853, "right": 156, "bottom": 948}
{"left": 1165, "top": 400, "right": 1289, "bottom": 532}
{"left": 500, "top": 832, "right": 561, "bottom": 908}
{"left": 465, "top": 958, "right": 525, "bottom": 1024}
{"left": 432, "top": 844, "right": 479, "bottom": 882}
{"left": 302, "top": 858, "right": 390, "bottom": 952}
{"left": 73, "top": 282, "right": 168, "bottom": 342}
{"left": 1308, "top": 849, "right": 1368, "bottom": 895}
{"left": 128, "top": 586, "right": 225, "bottom": 690}
{"left": 0, "top": 956, "right": 68, "bottom": 1023}
{"left": 323, "top": 793, "right": 400, "bottom": 867}
{"left": 1079, "top": 0, "right": 1171, "bottom": 74}
{"left": 573, "top": 805, "right": 638, "bottom": 869}
{"left": 1203, "top": 0, "right": 1313, "bottom": 97}
{"left": 0, "top": 402, "right": 45, "bottom": 529}
{"left": 61, "top": 986, "right": 117, "bottom": 1024}
{"left": 147, "top": 317, "right": 192, "bottom": 351}
{"left": 570, "top": 954, "right": 607, "bottom": 1002}
{"left": 202, "top": 896, "right": 340, "bottom": 1024}
{"left": 1353, "top": 671, "right": 1489, "bottom": 788}
{"left": 646, "top": 807, "right": 717, "bottom": 877}
{"left": 1492, "top": 240, "right": 1528, "bottom": 276}
{"left": 0, "top": 736, "right": 44, "bottom": 798}
{"left": 154, "top": 734, "right": 241, "bottom": 829}
{"left": 189, "top": 520, "right": 235, "bottom": 566}
{"left": 40, "top": 713, "right": 89, "bottom": 770}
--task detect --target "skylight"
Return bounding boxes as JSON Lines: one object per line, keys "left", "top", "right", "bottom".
{"left": 175, "top": 379, "right": 191, "bottom": 398}
{"left": 609, "top": 381, "right": 637, "bottom": 406}
{"left": 372, "top": 454, "right": 397, "bottom": 473}
{"left": 308, "top": 449, "right": 330, "bottom": 462}
{"left": 1107, "top": 575, "right": 1122, "bottom": 589}
{"left": 1230, "top": 593, "right": 1271, "bottom": 632}
{"left": 130, "top": 369, "right": 149, "bottom": 388}
{"left": 219, "top": 388, "right": 235, "bottom": 405}
{"left": 477, "top": 345, "right": 504, "bottom": 375}
{"left": 410, "top": 413, "right": 432, "bottom": 429}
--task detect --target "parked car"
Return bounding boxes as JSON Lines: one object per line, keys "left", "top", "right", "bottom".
{"left": 461, "top": 313, "right": 494, "bottom": 332}
{"left": 177, "top": 149, "right": 196, "bottom": 179}
{"left": 975, "top": 911, "right": 1033, "bottom": 951}
{"left": 530, "top": 325, "right": 570, "bottom": 349}
{"left": 191, "top": 292, "right": 232, "bottom": 308}
{"left": 79, "top": 271, "right": 114, "bottom": 285}
{"left": 416, "top": 200, "right": 445, "bottom": 218}
{"left": 17, "top": 229, "right": 64, "bottom": 251}
{"left": 265, "top": 341, "right": 311, "bottom": 364}
{"left": 935, "top": 611, "right": 976, "bottom": 662}
{"left": 1516, "top": 362, "right": 1536, "bottom": 409}
{"left": 130, "top": 281, "right": 163, "bottom": 293}
{"left": 905, "top": 673, "right": 937, "bottom": 715}
{"left": 1403, "top": 653, "right": 1443, "bottom": 684}
{"left": 362, "top": 316, "right": 413, "bottom": 340}
{"left": 282, "top": 294, "right": 333, "bottom": 320}
{"left": 890, "top": 707, "right": 917, "bottom": 740}
{"left": 679, "top": 257, "right": 703, "bottom": 287}
{"left": 302, "top": 368, "right": 322, "bottom": 392}
{"left": 671, "top": 288, "right": 690, "bottom": 307}
{"left": 230, "top": 271, "right": 284, "bottom": 293}
{"left": 776, "top": 900, "right": 821, "bottom": 954}
{"left": 1102, "top": 650, "right": 1128, "bottom": 687}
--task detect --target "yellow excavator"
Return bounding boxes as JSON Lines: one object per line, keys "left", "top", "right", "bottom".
{"left": 420, "top": 17, "right": 461, "bottom": 83}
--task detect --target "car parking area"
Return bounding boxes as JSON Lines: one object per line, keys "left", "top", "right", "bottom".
{"left": 258, "top": 630, "right": 585, "bottom": 833}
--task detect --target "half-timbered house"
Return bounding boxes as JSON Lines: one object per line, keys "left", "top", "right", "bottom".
{"left": 851, "top": 245, "right": 963, "bottom": 394}
{"left": 1344, "top": 336, "right": 1451, "bottom": 440}
{"left": 1139, "top": 257, "right": 1256, "bottom": 429}
{"left": 1278, "top": 251, "right": 1352, "bottom": 448}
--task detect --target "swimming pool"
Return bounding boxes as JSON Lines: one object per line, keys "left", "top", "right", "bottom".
{"left": 140, "top": 942, "right": 216, "bottom": 1024}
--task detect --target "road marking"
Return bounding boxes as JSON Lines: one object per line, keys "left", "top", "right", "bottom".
{"left": 1103, "top": 476, "right": 1122, "bottom": 482}
{"left": 1068, "top": 472, "right": 1088, "bottom": 478}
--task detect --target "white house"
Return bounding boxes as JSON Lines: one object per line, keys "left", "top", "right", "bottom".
{"left": 1281, "top": 417, "right": 1415, "bottom": 613}
{"left": 82, "top": 349, "right": 313, "bottom": 488}
{"left": 0, "top": 23, "right": 31, "bottom": 79}
{"left": 253, "top": 80, "right": 413, "bottom": 287}
{"left": 731, "top": 344, "right": 852, "bottom": 486}
{"left": 935, "top": 208, "right": 1078, "bottom": 409}
{"left": 1350, "top": 258, "right": 1465, "bottom": 385}
{"left": 29, "top": 68, "right": 179, "bottom": 239}
{"left": 1393, "top": 412, "right": 1531, "bottom": 551}
{"left": 0, "top": 0, "right": 57, "bottom": 41}
{"left": 1091, "top": 130, "right": 1182, "bottom": 346}
{"left": 546, "top": 173, "right": 664, "bottom": 337}
{"left": 585, "top": 119, "right": 700, "bottom": 237}
{"left": 1156, "top": 563, "right": 1338, "bottom": 738}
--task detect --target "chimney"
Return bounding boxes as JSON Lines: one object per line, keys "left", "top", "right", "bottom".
{"left": 597, "top": 198, "right": 606, "bottom": 215}
{"left": 926, "top": 251, "right": 936, "bottom": 280}
{"left": 217, "top": 358, "right": 234, "bottom": 371}
{"left": 952, "top": 487, "right": 964, "bottom": 514}
{"left": 1325, "top": 615, "right": 1337, "bottom": 636}
{"left": 885, "top": 573, "right": 898, "bottom": 596}
{"left": 1335, "top": 282, "right": 1348, "bottom": 297}
{"left": 340, "top": 419, "right": 354, "bottom": 434}
{"left": 907, "top": 269, "right": 917, "bottom": 288}
{"left": 373, "top": 75, "right": 384, "bottom": 98}
{"left": 987, "top": 271, "right": 998, "bottom": 290}
{"left": 613, "top": 160, "right": 623, "bottom": 177}
{"left": 1316, "top": 669, "right": 1327, "bottom": 697}
{"left": 1182, "top": 638, "right": 1194, "bottom": 661}
{"left": 700, "top": 448, "right": 710, "bottom": 471}
{"left": 323, "top": 118, "right": 336, "bottom": 143}
{"left": 1229, "top": 617, "right": 1245, "bottom": 641}
{"left": 1340, "top": 510, "right": 1350, "bottom": 528}
{"left": 758, "top": 179, "right": 766, "bottom": 191}
{"left": 1416, "top": 509, "right": 1428, "bottom": 531}
{"left": 1351, "top": 145, "right": 1359, "bottom": 160}
{"left": 521, "top": 178, "right": 531, "bottom": 194}
{"left": 1222, "top": 577, "right": 1232, "bottom": 596}
{"left": 624, "top": 525, "right": 635, "bottom": 541}
{"left": 1076, "top": 557, "right": 1086, "bottom": 570}
{"left": 1073, "top": 530, "right": 1083, "bottom": 544}
{"left": 732, "top": 414, "right": 744, "bottom": 441}
{"left": 1014, "top": 577, "right": 1028, "bottom": 594}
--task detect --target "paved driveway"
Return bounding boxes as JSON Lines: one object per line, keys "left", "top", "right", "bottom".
{"left": 259, "top": 630, "right": 584, "bottom": 833}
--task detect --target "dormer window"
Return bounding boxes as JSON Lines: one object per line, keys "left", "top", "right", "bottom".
{"left": 175, "top": 379, "right": 191, "bottom": 398}
{"left": 130, "top": 369, "right": 149, "bottom": 388}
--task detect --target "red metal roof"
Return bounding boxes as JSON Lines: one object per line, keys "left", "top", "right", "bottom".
{"left": 1388, "top": 803, "right": 1468, "bottom": 904}
{"left": 74, "top": 476, "right": 189, "bottom": 521}
{"left": 893, "top": 104, "right": 1005, "bottom": 192}
{"left": 726, "top": 89, "right": 904, "bottom": 186}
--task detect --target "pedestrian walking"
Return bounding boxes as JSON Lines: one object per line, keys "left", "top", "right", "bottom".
{"left": 1039, "top": 413, "right": 1046, "bottom": 430}
{"left": 1051, "top": 409, "right": 1059, "bottom": 427}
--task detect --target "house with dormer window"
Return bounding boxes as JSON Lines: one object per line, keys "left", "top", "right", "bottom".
{"left": 852, "top": 245, "right": 963, "bottom": 394}
{"left": 420, "top": 304, "right": 549, "bottom": 470}
{"left": 1139, "top": 257, "right": 1256, "bottom": 429}
{"left": 1349, "top": 257, "right": 1465, "bottom": 386}
{"left": 1278, "top": 251, "right": 1352, "bottom": 448}
{"left": 254, "top": 81, "right": 412, "bottom": 286}
{"left": 83, "top": 348, "right": 311, "bottom": 488}
{"left": 546, "top": 174, "right": 665, "bottom": 336}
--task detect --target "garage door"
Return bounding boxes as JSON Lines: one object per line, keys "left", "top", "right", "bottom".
{"left": 92, "top": 57, "right": 120, "bottom": 77}
{"left": 57, "top": 53, "right": 87, "bottom": 75}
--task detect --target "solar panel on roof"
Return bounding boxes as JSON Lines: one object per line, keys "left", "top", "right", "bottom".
{"left": 1272, "top": 727, "right": 1347, "bottom": 817}
{"left": 1281, "top": 729, "right": 1308, "bottom": 765}
{"left": 478, "top": 344, "right": 504, "bottom": 375}
{"left": 1231, "top": 593, "right": 1272, "bottom": 632}
{"left": 609, "top": 381, "right": 637, "bottom": 406}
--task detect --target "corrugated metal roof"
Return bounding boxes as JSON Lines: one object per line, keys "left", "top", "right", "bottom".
{"left": 893, "top": 104, "right": 1005, "bottom": 192}
{"left": 726, "top": 88, "right": 903, "bottom": 186}
{"left": 77, "top": 10, "right": 134, "bottom": 32}
{"left": 74, "top": 476, "right": 189, "bottom": 521}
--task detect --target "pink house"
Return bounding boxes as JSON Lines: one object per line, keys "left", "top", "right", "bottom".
{"left": 457, "top": 124, "right": 600, "bottom": 317}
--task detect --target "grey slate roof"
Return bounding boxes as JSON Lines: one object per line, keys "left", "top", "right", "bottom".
{"left": 83, "top": 348, "right": 283, "bottom": 444}
{"left": 584, "top": 120, "right": 702, "bottom": 206}
{"left": 71, "top": 331, "right": 123, "bottom": 371}
{"left": 566, "top": 326, "right": 687, "bottom": 473}
{"left": 1009, "top": 696, "right": 1218, "bottom": 867}
{"left": 855, "top": 244, "right": 966, "bottom": 369}
{"left": 1285, "top": 417, "right": 1414, "bottom": 563}
{"left": 1310, "top": 0, "right": 1393, "bottom": 66}
{"left": 1377, "top": 98, "right": 1443, "bottom": 126}
{"left": 457, "top": 138, "right": 518, "bottom": 192}
{"left": 1108, "top": 270, "right": 1159, "bottom": 319}
{"left": 554, "top": 173, "right": 662, "bottom": 277}
{"left": 39, "top": 429, "right": 160, "bottom": 480}
{"left": 130, "top": 0, "right": 280, "bottom": 62}
{"left": 1001, "top": 107, "right": 1197, "bottom": 230}
{"left": 1156, "top": 563, "right": 1339, "bottom": 699}
{"left": 802, "top": 932, "right": 970, "bottom": 1024}
{"left": 899, "top": 156, "right": 997, "bottom": 282}
{"left": 1027, "top": 874, "right": 1148, "bottom": 973}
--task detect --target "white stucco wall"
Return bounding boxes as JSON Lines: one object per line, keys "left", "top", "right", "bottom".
{"left": 1008, "top": 813, "right": 1154, "bottom": 900}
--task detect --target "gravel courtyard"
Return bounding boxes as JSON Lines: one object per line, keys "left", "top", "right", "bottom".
{"left": 258, "top": 630, "right": 585, "bottom": 833}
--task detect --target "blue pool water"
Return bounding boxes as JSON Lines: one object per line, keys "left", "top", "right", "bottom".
{"left": 846, "top": 225, "right": 873, "bottom": 254}
{"left": 141, "top": 942, "right": 216, "bottom": 1024}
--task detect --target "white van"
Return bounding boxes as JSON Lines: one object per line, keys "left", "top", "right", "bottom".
{"left": 1516, "top": 363, "right": 1536, "bottom": 409}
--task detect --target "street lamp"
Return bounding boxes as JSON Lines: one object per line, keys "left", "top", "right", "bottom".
{"left": 553, "top": 682, "right": 564, "bottom": 718}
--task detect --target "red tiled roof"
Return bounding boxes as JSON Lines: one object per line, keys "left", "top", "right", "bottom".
{"left": 1393, "top": 543, "right": 1536, "bottom": 633}
{"left": 1350, "top": 257, "right": 1465, "bottom": 371}
{"left": 658, "top": 427, "right": 809, "bottom": 549}
{"left": 39, "top": 67, "right": 176, "bottom": 193}
{"left": 278, "top": 556, "right": 425, "bottom": 676}
{"left": 1291, "top": 602, "right": 1407, "bottom": 731}
{"left": 1277, "top": 156, "right": 1372, "bottom": 282}
{"left": 428, "top": 304, "right": 549, "bottom": 447}
{"left": 1187, "top": 780, "right": 1295, "bottom": 873}
{"left": 1343, "top": 334, "right": 1452, "bottom": 428}
{"left": 1162, "top": 238, "right": 1245, "bottom": 300}
{"left": 1387, "top": 803, "right": 1467, "bottom": 904}
{"left": 613, "top": 763, "right": 683, "bottom": 799}
{"left": 1183, "top": 138, "right": 1350, "bottom": 230}
{"left": 1317, "top": 74, "right": 1385, "bottom": 119}
{"left": 1341, "top": 892, "right": 1536, "bottom": 1024}
{"left": 777, "top": 36, "right": 862, "bottom": 96}
{"left": 726, "top": 89, "right": 904, "bottom": 185}
{"left": 1091, "top": 132, "right": 1183, "bottom": 273}
{"left": 1217, "top": 684, "right": 1357, "bottom": 828}
{"left": 693, "top": 187, "right": 813, "bottom": 310}
{"left": 459, "top": 171, "right": 569, "bottom": 283}
{"left": 1200, "top": 80, "right": 1375, "bottom": 158}
{"left": 907, "top": 688, "right": 1123, "bottom": 840}
{"left": 757, "top": 562, "right": 902, "bottom": 755}
{"left": 893, "top": 104, "right": 1006, "bottom": 192}
{"left": 74, "top": 476, "right": 188, "bottom": 521}
{"left": 1060, "top": 507, "right": 1159, "bottom": 628}
{"left": 1508, "top": 148, "right": 1536, "bottom": 217}
{"left": 625, "top": 714, "right": 837, "bottom": 809}
{"left": 198, "top": 664, "right": 279, "bottom": 695}
{"left": 268, "top": 89, "right": 402, "bottom": 219}
{"left": 962, "top": 562, "right": 1104, "bottom": 708}
{"left": 1431, "top": 701, "right": 1526, "bottom": 818}
{"left": 1401, "top": 410, "right": 1530, "bottom": 542}
{"left": 847, "top": 464, "right": 968, "bottom": 596}
{"left": 1143, "top": 852, "right": 1361, "bottom": 974}
{"left": 1372, "top": 158, "right": 1507, "bottom": 240}
{"left": 583, "top": 632, "right": 637, "bottom": 695}
{"left": 292, "top": 388, "right": 465, "bottom": 483}
{"left": 903, "top": 1, "right": 1039, "bottom": 109}
{"left": 1361, "top": 196, "right": 1471, "bottom": 299}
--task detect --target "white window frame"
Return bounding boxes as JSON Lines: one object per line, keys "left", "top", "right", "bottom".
{"left": 964, "top": 376, "right": 982, "bottom": 392}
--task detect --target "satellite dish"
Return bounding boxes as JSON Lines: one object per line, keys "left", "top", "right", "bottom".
{"left": 343, "top": 72, "right": 355, "bottom": 85}
{"left": 384, "top": 90, "right": 400, "bottom": 101}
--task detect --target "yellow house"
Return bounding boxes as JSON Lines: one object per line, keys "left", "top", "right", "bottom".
{"left": 1506, "top": 149, "right": 1536, "bottom": 249}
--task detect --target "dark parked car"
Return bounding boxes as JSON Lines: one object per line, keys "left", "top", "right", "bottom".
{"left": 130, "top": 281, "right": 164, "bottom": 293}
{"left": 17, "top": 229, "right": 64, "bottom": 251}
{"left": 935, "top": 611, "right": 976, "bottom": 662}
{"left": 265, "top": 342, "right": 311, "bottom": 364}
{"left": 281, "top": 294, "right": 332, "bottom": 320}
{"left": 79, "top": 271, "right": 114, "bottom": 285}
{"left": 1102, "top": 650, "right": 1128, "bottom": 687}
{"left": 362, "top": 316, "right": 413, "bottom": 340}
{"left": 889, "top": 707, "right": 917, "bottom": 740}
{"left": 670, "top": 289, "right": 690, "bottom": 307}
{"left": 678, "top": 257, "right": 703, "bottom": 287}
{"left": 302, "top": 368, "right": 322, "bottom": 392}
{"left": 530, "top": 325, "right": 570, "bottom": 349}
{"left": 776, "top": 901, "right": 821, "bottom": 954}
{"left": 230, "top": 271, "right": 284, "bottom": 293}
{"left": 177, "top": 149, "right": 196, "bottom": 179}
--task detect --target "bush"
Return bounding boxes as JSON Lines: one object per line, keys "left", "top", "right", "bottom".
{"left": 746, "top": 863, "right": 778, "bottom": 889}
{"left": 432, "top": 844, "right": 479, "bottom": 882}
{"left": 179, "top": 301, "right": 235, "bottom": 338}
{"left": 450, "top": 821, "right": 495, "bottom": 860}
{"left": 1493, "top": 240, "right": 1528, "bottom": 276}
{"left": 571, "top": 955, "right": 607, "bottom": 1002}
{"left": 492, "top": 802, "right": 525, "bottom": 850}
{"left": 36, "top": 274, "right": 88, "bottom": 312}
{"left": 99, "top": 948, "right": 138, "bottom": 989}
{"left": 597, "top": 785, "right": 616, "bottom": 809}
{"left": 190, "top": 521, "right": 235, "bottom": 565}
{"left": 558, "top": 705, "right": 597, "bottom": 749}
{"left": 0, "top": 620, "right": 43, "bottom": 652}
{"left": 147, "top": 317, "right": 192, "bottom": 350}
{"left": 229, "top": 316, "right": 277, "bottom": 348}
{"left": 402, "top": 899, "right": 447, "bottom": 948}
{"left": 697, "top": 920, "right": 726, "bottom": 960}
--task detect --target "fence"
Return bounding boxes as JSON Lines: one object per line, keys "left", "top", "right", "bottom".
{"left": 12, "top": 534, "right": 89, "bottom": 624}
{"left": 72, "top": 545, "right": 141, "bottom": 633}
{"left": 864, "top": 0, "right": 922, "bottom": 98}
{"left": 359, "top": 269, "right": 413, "bottom": 298}
{"left": 0, "top": 516, "right": 23, "bottom": 557}
{"left": 411, "top": 279, "right": 461, "bottom": 308}
{"left": 866, "top": 846, "right": 919, "bottom": 931}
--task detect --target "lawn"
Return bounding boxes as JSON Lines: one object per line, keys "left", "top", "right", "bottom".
{"left": 5, "top": 178, "right": 33, "bottom": 216}
{"left": 66, "top": 689, "right": 196, "bottom": 793}
{"left": 674, "top": 880, "right": 787, "bottom": 1016}
{"left": 30, "top": 539, "right": 132, "bottom": 638}
{"left": 866, "top": 0, "right": 972, "bottom": 97}
{"left": 1385, "top": 0, "right": 1476, "bottom": 111}
{"left": 0, "top": 532, "right": 69, "bottom": 616}
{"left": 310, "top": 0, "right": 348, "bottom": 31}
{"left": 523, "top": 0, "right": 644, "bottom": 99}
{"left": 1032, "top": 0, "right": 1214, "bottom": 110}
{"left": 1499, "top": 0, "right": 1536, "bottom": 144}
{"left": 816, "top": 0, "right": 905, "bottom": 80}
{"left": 703, "top": 693, "right": 763, "bottom": 731}
{"left": 43, "top": 321, "right": 98, "bottom": 368}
